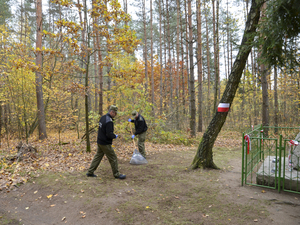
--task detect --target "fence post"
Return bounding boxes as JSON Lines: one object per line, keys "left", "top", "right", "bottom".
{"left": 260, "top": 125, "right": 263, "bottom": 162}
{"left": 242, "top": 132, "right": 245, "bottom": 186}
{"left": 278, "top": 134, "right": 282, "bottom": 192}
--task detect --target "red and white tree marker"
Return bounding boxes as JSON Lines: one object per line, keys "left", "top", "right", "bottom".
{"left": 217, "top": 103, "right": 230, "bottom": 112}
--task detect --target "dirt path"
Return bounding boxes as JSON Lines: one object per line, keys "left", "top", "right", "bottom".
{"left": 1, "top": 147, "right": 299, "bottom": 225}
{"left": 220, "top": 158, "right": 300, "bottom": 225}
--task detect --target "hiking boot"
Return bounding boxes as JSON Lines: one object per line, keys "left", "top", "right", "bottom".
{"left": 115, "top": 174, "right": 126, "bottom": 179}
{"left": 86, "top": 173, "right": 97, "bottom": 177}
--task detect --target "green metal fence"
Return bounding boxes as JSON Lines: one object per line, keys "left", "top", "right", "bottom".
{"left": 241, "top": 125, "right": 300, "bottom": 194}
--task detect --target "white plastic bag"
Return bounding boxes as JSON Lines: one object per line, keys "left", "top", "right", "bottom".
{"left": 130, "top": 149, "right": 148, "bottom": 165}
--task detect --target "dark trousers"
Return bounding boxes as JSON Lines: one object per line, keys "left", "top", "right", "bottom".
{"left": 138, "top": 131, "right": 147, "bottom": 158}
{"left": 87, "top": 144, "right": 120, "bottom": 178}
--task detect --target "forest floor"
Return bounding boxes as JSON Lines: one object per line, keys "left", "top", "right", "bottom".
{"left": 0, "top": 131, "right": 300, "bottom": 225}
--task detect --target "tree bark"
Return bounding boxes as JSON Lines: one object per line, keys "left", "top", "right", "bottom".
{"left": 188, "top": 0, "right": 196, "bottom": 137}
{"left": 96, "top": 22, "right": 103, "bottom": 116}
{"left": 191, "top": 0, "right": 263, "bottom": 169}
{"left": 166, "top": 0, "right": 173, "bottom": 110}
{"left": 216, "top": 0, "right": 220, "bottom": 101}
{"left": 143, "top": 0, "right": 148, "bottom": 95}
{"left": 204, "top": 4, "right": 211, "bottom": 117}
{"left": 83, "top": 0, "right": 91, "bottom": 152}
{"left": 150, "top": 0, "right": 155, "bottom": 116}
{"left": 35, "top": 0, "right": 47, "bottom": 140}
{"left": 212, "top": 0, "right": 218, "bottom": 112}
{"left": 261, "top": 65, "right": 269, "bottom": 133}
{"left": 176, "top": 0, "right": 180, "bottom": 129}
{"left": 180, "top": 13, "right": 186, "bottom": 115}
{"left": 197, "top": 0, "right": 203, "bottom": 132}
{"left": 159, "top": 0, "right": 163, "bottom": 114}
{"left": 184, "top": 0, "right": 189, "bottom": 117}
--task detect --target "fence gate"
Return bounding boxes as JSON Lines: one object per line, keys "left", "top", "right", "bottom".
{"left": 241, "top": 125, "right": 300, "bottom": 194}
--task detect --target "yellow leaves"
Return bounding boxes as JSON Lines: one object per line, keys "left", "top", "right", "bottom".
{"left": 47, "top": 194, "right": 53, "bottom": 199}
{"left": 91, "top": 11, "right": 101, "bottom": 18}
{"left": 52, "top": 0, "right": 72, "bottom": 7}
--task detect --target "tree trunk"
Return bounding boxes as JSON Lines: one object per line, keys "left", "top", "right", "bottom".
{"left": 261, "top": 65, "right": 269, "bottom": 134}
{"left": 191, "top": 0, "right": 262, "bottom": 169}
{"left": 163, "top": 0, "right": 167, "bottom": 109}
{"left": 4, "top": 104, "right": 9, "bottom": 147}
{"left": 223, "top": 35, "right": 228, "bottom": 80}
{"left": 188, "top": 0, "right": 196, "bottom": 137}
{"left": 159, "top": 0, "right": 163, "bottom": 114}
{"left": 180, "top": 14, "right": 186, "bottom": 115}
{"left": 124, "top": 0, "right": 128, "bottom": 26}
{"left": 93, "top": 33, "right": 98, "bottom": 113}
{"left": 150, "top": 0, "right": 155, "bottom": 116}
{"left": 184, "top": 0, "right": 189, "bottom": 117}
{"left": 176, "top": 0, "right": 180, "bottom": 130}
{"left": 35, "top": 0, "right": 47, "bottom": 140}
{"left": 226, "top": 0, "right": 230, "bottom": 77}
{"left": 95, "top": 17, "right": 103, "bottom": 116}
{"left": 251, "top": 48, "right": 258, "bottom": 125}
{"left": 260, "top": 2, "right": 269, "bottom": 136}
{"left": 166, "top": 0, "right": 173, "bottom": 111}
{"left": 216, "top": 0, "right": 220, "bottom": 101}
{"left": 143, "top": 0, "right": 148, "bottom": 95}
{"left": 83, "top": 0, "right": 91, "bottom": 152}
{"left": 212, "top": 0, "right": 218, "bottom": 112}
{"left": 197, "top": 0, "right": 203, "bottom": 132}
{"left": 205, "top": 4, "right": 211, "bottom": 117}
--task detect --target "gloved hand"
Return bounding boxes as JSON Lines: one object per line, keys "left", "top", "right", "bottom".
{"left": 128, "top": 118, "right": 132, "bottom": 122}
{"left": 131, "top": 135, "right": 135, "bottom": 139}
{"left": 115, "top": 135, "right": 118, "bottom": 138}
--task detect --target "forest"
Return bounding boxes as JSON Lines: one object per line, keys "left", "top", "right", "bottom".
{"left": 0, "top": 1, "right": 300, "bottom": 224}
{"left": 0, "top": 0, "right": 299, "bottom": 162}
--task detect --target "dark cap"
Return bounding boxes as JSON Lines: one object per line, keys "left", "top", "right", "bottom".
{"left": 109, "top": 105, "right": 118, "bottom": 112}
{"left": 131, "top": 110, "right": 137, "bottom": 116}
